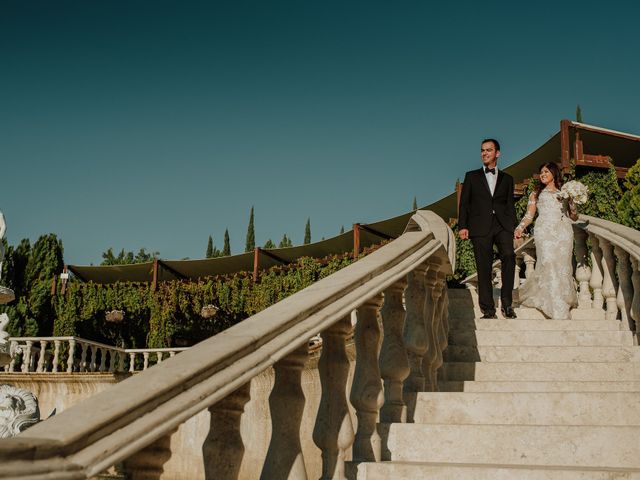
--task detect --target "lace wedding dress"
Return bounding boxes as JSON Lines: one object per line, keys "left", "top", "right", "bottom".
{"left": 518, "top": 190, "right": 578, "bottom": 319}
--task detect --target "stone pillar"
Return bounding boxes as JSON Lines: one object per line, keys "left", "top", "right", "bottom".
{"left": 630, "top": 257, "right": 640, "bottom": 344}
{"left": 261, "top": 345, "right": 309, "bottom": 480}
{"left": 36, "top": 340, "right": 47, "bottom": 372}
{"left": 313, "top": 316, "right": 355, "bottom": 480}
{"left": 52, "top": 340, "right": 61, "bottom": 373}
{"left": 573, "top": 227, "right": 592, "bottom": 308}
{"left": 522, "top": 249, "right": 536, "bottom": 279}
{"left": 589, "top": 233, "right": 605, "bottom": 310}
{"left": 124, "top": 430, "right": 175, "bottom": 480}
{"left": 379, "top": 279, "right": 409, "bottom": 423}
{"left": 421, "top": 259, "right": 441, "bottom": 392}
{"left": 350, "top": 294, "right": 384, "bottom": 462}
{"left": 202, "top": 383, "right": 251, "bottom": 480}
{"left": 66, "top": 338, "right": 76, "bottom": 373}
{"left": 21, "top": 340, "right": 33, "bottom": 373}
{"left": 614, "top": 246, "right": 633, "bottom": 332}
{"left": 402, "top": 264, "right": 428, "bottom": 404}
{"left": 430, "top": 270, "right": 448, "bottom": 392}
{"left": 599, "top": 239, "right": 619, "bottom": 321}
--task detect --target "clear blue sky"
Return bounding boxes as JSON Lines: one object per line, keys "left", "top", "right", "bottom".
{"left": 2, "top": 0, "right": 639, "bottom": 265}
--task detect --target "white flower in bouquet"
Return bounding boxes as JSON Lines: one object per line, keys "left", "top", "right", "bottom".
{"left": 559, "top": 180, "right": 589, "bottom": 205}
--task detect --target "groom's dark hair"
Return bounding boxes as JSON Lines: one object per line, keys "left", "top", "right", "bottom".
{"left": 482, "top": 138, "right": 501, "bottom": 151}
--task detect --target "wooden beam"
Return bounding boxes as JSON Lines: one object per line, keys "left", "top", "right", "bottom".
{"left": 560, "top": 119, "right": 571, "bottom": 173}
{"left": 157, "top": 260, "right": 187, "bottom": 280}
{"left": 152, "top": 258, "right": 158, "bottom": 291}
{"left": 359, "top": 224, "right": 395, "bottom": 241}
{"left": 260, "top": 248, "right": 288, "bottom": 264}
{"left": 253, "top": 247, "right": 260, "bottom": 282}
{"left": 353, "top": 224, "right": 360, "bottom": 260}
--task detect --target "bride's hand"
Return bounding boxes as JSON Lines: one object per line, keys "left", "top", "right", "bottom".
{"left": 514, "top": 228, "right": 523, "bottom": 239}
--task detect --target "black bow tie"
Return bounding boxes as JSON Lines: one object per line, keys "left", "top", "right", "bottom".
{"left": 485, "top": 167, "right": 496, "bottom": 175}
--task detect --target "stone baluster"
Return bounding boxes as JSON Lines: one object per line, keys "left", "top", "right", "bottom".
{"left": 599, "top": 239, "right": 619, "bottom": 321}
{"left": 143, "top": 352, "right": 150, "bottom": 370}
{"left": 8, "top": 340, "right": 18, "bottom": 372}
{"left": 124, "top": 429, "right": 176, "bottom": 480}
{"left": 522, "top": 249, "right": 536, "bottom": 278}
{"left": 430, "top": 270, "right": 448, "bottom": 392}
{"left": 261, "top": 345, "right": 309, "bottom": 479}
{"left": 108, "top": 350, "right": 116, "bottom": 372}
{"left": 378, "top": 279, "right": 409, "bottom": 424}
{"left": 67, "top": 338, "right": 76, "bottom": 373}
{"left": 402, "top": 264, "right": 429, "bottom": 407}
{"left": 313, "top": 316, "right": 355, "bottom": 479}
{"left": 129, "top": 353, "right": 137, "bottom": 373}
{"left": 79, "top": 342, "right": 89, "bottom": 372}
{"left": 589, "top": 233, "right": 605, "bottom": 310}
{"left": 36, "top": 340, "right": 48, "bottom": 372}
{"left": 118, "top": 351, "right": 126, "bottom": 372}
{"left": 203, "top": 383, "right": 251, "bottom": 480}
{"left": 422, "top": 259, "right": 441, "bottom": 392}
{"left": 98, "top": 348, "right": 107, "bottom": 372}
{"left": 630, "top": 257, "right": 640, "bottom": 343}
{"left": 573, "top": 227, "right": 592, "bottom": 308}
{"left": 614, "top": 247, "right": 634, "bottom": 332}
{"left": 89, "top": 345, "right": 98, "bottom": 372}
{"left": 350, "top": 294, "right": 384, "bottom": 462}
{"left": 22, "top": 340, "right": 33, "bottom": 373}
{"left": 169, "top": 351, "right": 176, "bottom": 357}
{"left": 156, "top": 351, "right": 164, "bottom": 364}
{"left": 52, "top": 340, "right": 61, "bottom": 373}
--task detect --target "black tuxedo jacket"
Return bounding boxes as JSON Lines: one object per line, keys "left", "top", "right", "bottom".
{"left": 458, "top": 168, "right": 516, "bottom": 237}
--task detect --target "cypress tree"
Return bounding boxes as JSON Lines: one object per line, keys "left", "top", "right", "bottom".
{"left": 245, "top": 207, "right": 255, "bottom": 252}
{"left": 278, "top": 234, "right": 292, "bottom": 248}
{"left": 576, "top": 105, "right": 583, "bottom": 122}
{"left": 206, "top": 236, "right": 214, "bottom": 258}
{"left": 263, "top": 239, "right": 276, "bottom": 249}
{"left": 412, "top": 196, "right": 418, "bottom": 211}
{"left": 340, "top": 225, "right": 345, "bottom": 234}
{"left": 304, "top": 218, "right": 311, "bottom": 245}
{"left": 223, "top": 229, "right": 231, "bottom": 256}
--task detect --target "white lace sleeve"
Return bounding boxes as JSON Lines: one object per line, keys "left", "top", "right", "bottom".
{"left": 517, "top": 192, "right": 537, "bottom": 230}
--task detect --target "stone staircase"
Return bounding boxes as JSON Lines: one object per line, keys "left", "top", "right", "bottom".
{"left": 357, "top": 288, "right": 640, "bottom": 479}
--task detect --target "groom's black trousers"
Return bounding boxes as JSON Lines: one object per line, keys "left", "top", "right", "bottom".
{"left": 471, "top": 216, "right": 516, "bottom": 313}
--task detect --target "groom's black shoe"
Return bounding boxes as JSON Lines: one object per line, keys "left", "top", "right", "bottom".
{"left": 481, "top": 311, "right": 497, "bottom": 319}
{"left": 502, "top": 306, "right": 517, "bottom": 319}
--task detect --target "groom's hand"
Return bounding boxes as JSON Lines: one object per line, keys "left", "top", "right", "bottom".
{"left": 459, "top": 229, "right": 469, "bottom": 240}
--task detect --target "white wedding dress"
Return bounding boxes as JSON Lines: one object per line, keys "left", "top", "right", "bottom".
{"left": 519, "top": 190, "right": 578, "bottom": 319}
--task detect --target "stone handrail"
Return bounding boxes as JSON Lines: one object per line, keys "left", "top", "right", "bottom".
{"left": 0, "top": 210, "right": 454, "bottom": 480}
{"left": 4, "top": 336, "right": 188, "bottom": 374}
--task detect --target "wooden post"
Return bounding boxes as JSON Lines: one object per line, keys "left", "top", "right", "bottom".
{"left": 152, "top": 258, "right": 159, "bottom": 291}
{"left": 60, "top": 264, "right": 68, "bottom": 295}
{"left": 253, "top": 247, "right": 260, "bottom": 282}
{"left": 560, "top": 119, "right": 571, "bottom": 173}
{"left": 353, "top": 224, "right": 360, "bottom": 260}
{"left": 456, "top": 180, "right": 463, "bottom": 219}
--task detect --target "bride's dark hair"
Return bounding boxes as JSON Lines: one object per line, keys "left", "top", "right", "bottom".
{"left": 534, "top": 162, "right": 562, "bottom": 197}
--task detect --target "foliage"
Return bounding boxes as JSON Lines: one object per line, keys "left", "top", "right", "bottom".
{"left": 617, "top": 158, "right": 640, "bottom": 229}
{"left": 577, "top": 164, "right": 622, "bottom": 222}
{"left": 576, "top": 104, "right": 582, "bottom": 122}
{"left": 448, "top": 222, "right": 476, "bottom": 286}
{"left": 245, "top": 207, "right": 255, "bottom": 252}
{"left": 263, "top": 239, "right": 276, "bottom": 249}
{"left": 340, "top": 225, "right": 345, "bottom": 234}
{"left": 52, "top": 248, "right": 378, "bottom": 348}
{"left": 278, "top": 234, "right": 293, "bottom": 248}
{"left": 514, "top": 179, "right": 539, "bottom": 236}
{"left": 0, "top": 234, "right": 63, "bottom": 336}
{"left": 223, "top": 229, "right": 231, "bottom": 256}
{"left": 412, "top": 196, "right": 418, "bottom": 211}
{"left": 206, "top": 236, "right": 222, "bottom": 258}
{"left": 304, "top": 218, "right": 311, "bottom": 244}
{"left": 101, "top": 248, "right": 158, "bottom": 265}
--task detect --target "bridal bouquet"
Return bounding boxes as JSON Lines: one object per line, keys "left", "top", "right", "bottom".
{"left": 559, "top": 180, "right": 589, "bottom": 205}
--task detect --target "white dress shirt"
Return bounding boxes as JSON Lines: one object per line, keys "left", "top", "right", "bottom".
{"left": 484, "top": 165, "right": 498, "bottom": 196}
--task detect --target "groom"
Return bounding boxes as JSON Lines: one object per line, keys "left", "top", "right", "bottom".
{"left": 458, "top": 139, "right": 517, "bottom": 319}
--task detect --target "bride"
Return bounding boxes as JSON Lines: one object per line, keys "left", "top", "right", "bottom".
{"left": 514, "top": 163, "right": 578, "bottom": 319}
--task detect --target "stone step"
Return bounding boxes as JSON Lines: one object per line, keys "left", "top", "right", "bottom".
{"left": 384, "top": 424, "right": 640, "bottom": 469}
{"left": 357, "top": 462, "right": 640, "bottom": 479}
{"left": 443, "top": 345, "right": 640, "bottom": 363}
{"left": 449, "top": 306, "right": 547, "bottom": 320}
{"left": 413, "top": 392, "right": 640, "bottom": 426}
{"left": 438, "top": 381, "right": 640, "bottom": 392}
{"left": 449, "top": 319, "right": 623, "bottom": 331}
{"left": 439, "top": 362, "right": 640, "bottom": 382}
{"left": 448, "top": 330, "right": 634, "bottom": 347}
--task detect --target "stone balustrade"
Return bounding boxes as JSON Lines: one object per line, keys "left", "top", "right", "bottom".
{"left": 0, "top": 210, "right": 455, "bottom": 480}
{"left": 3, "top": 336, "right": 187, "bottom": 374}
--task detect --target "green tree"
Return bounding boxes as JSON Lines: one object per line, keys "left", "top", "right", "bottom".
{"left": 576, "top": 104, "right": 583, "bottom": 122}
{"left": 278, "top": 234, "right": 293, "bottom": 248}
{"left": 101, "top": 248, "right": 158, "bottom": 265}
{"left": 304, "top": 218, "right": 311, "bottom": 245}
{"left": 579, "top": 164, "right": 622, "bottom": 222}
{"left": 263, "top": 239, "right": 276, "bottom": 249}
{"left": 245, "top": 207, "right": 255, "bottom": 253}
{"left": 617, "top": 158, "right": 640, "bottom": 228}
{"left": 412, "top": 196, "right": 418, "bottom": 211}
{"left": 223, "top": 229, "right": 231, "bottom": 256}
{"left": 206, "top": 236, "right": 214, "bottom": 258}
{"left": 340, "top": 225, "right": 345, "bottom": 234}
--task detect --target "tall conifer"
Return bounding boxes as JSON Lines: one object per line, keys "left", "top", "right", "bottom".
{"left": 245, "top": 207, "right": 255, "bottom": 252}
{"left": 223, "top": 229, "right": 231, "bottom": 256}
{"left": 304, "top": 218, "right": 311, "bottom": 244}
{"left": 206, "top": 236, "right": 214, "bottom": 258}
